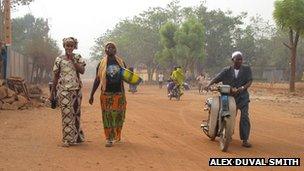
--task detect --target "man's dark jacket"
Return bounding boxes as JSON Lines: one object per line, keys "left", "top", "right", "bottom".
{"left": 212, "top": 65, "right": 252, "bottom": 108}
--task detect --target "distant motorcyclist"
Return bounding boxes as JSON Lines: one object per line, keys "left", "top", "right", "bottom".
{"left": 169, "top": 66, "right": 185, "bottom": 96}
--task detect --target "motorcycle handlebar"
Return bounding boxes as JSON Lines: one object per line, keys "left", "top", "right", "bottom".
{"left": 205, "top": 86, "right": 220, "bottom": 92}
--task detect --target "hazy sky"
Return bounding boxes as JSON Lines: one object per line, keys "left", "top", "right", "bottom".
{"left": 12, "top": 0, "right": 275, "bottom": 58}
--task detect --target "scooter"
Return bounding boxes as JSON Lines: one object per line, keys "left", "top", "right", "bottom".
{"left": 201, "top": 85, "right": 237, "bottom": 152}
{"left": 167, "top": 81, "right": 181, "bottom": 101}
{"left": 169, "top": 85, "right": 181, "bottom": 100}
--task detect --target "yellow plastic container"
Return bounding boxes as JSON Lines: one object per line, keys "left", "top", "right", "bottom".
{"left": 121, "top": 68, "right": 142, "bottom": 85}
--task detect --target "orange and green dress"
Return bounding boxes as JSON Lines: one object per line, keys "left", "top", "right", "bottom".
{"left": 98, "top": 55, "right": 127, "bottom": 141}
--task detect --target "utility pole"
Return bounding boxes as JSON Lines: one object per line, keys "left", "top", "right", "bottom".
{"left": 1, "top": 0, "right": 11, "bottom": 79}
{"left": 3, "top": 0, "right": 11, "bottom": 45}
{"left": 0, "top": 0, "right": 4, "bottom": 79}
{"left": 0, "top": 0, "right": 3, "bottom": 41}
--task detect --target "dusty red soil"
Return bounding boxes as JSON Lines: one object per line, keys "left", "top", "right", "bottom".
{"left": 0, "top": 81, "right": 303, "bottom": 170}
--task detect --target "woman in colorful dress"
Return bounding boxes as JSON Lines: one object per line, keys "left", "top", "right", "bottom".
{"left": 50, "top": 37, "right": 86, "bottom": 147}
{"left": 89, "top": 42, "right": 127, "bottom": 147}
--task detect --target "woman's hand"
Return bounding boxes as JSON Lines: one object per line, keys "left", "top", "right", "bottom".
{"left": 49, "top": 95, "right": 54, "bottom": 101}
{"left": 89, "top": 96, "right": 94, "bottom": 105}
{"left": 49, "top": 90, "right": 55, "bottom": 101}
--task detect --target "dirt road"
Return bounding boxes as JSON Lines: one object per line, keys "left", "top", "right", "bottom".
{"left": 0, "top": 81, "right": 303, "bottom": 170}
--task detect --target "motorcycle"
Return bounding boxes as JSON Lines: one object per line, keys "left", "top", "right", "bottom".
{"left": 167, "top": 82, "right": 181, "bottom": 101}
{"left": 201, "top": 85, "right": 237, "bottom": 152}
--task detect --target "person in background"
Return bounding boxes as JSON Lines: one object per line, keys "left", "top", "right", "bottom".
{"left": 185, "top": 70, "right": 191, "bottom": 84}
{"left": 50, "top": 37, "right": 86, "bottom": 147}
{"left": 158, "top": 72, "right": 164, "bottom": 89}
{"left": 0, "top": 41, "right": 7, "bottom": 79}
{"left": 128, "top": 67, "right": 137, "bottom": 93}
{"left": 196, "top": 73, "right": 206, "bottom": 94}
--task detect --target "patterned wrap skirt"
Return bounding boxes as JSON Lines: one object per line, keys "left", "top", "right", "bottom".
{"left": 58, "top": 89, "right": 85, "bottom": 144}
{"left": 100, "top": 92, "right": 127, "bottom": 141}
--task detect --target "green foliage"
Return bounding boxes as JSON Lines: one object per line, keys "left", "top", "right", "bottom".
{"left": 234, "top": 26, "right": 256, "bottom": 65}
{"left": 90, "top": 0, "right": 304, "bottom": 82}
{"left": 158, "top": 22, "right": 178, "bottom": 68}
{"left": 160, "top": 22, "right": 177, "bottom": 49}
{"left": 11, "top": 0, "right": 34, "bottom": 8}
{"left": 12, "top": 14, "right": 60, "bottom": 74}
{"left": 174, "top": 16, "right": 205, "bottom": 70}
{"left": 273, "top": 0, "right": 304, "bottom": 33}
{"left": 273, "top": 0, "right": 304, "bottom": 91}
{"left": 199, "top": 8, "right": 245, "bottom": 74}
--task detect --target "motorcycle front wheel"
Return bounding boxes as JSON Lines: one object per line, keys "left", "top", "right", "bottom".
{"left": 219, "top": 116, "right": 233, "bottom": 152}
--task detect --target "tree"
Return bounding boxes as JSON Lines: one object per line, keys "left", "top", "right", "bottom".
{"left": 196, "top": 3, "right": 245, "bottom": 75}
{"left": 12, "top": 14, "right": 60, "bottom": 83}
{"left": 91, "top": 6, "right": 171, "bottom": 82}
{"left": 89, "top": 0, "right": 303, "bottom": 84}
{"left": 0, "top": 0, "right": 34, "bottom": 41}
{"left": 174, "top": 16, "right": 205, "bottom": 74}
{"left": 273, "top": 0, "right": 304, "bottom": 92}
{"left": 158, "top": 21, "right": 178, "bottom": 69}
{"left": 12, "top": 0, "right": 34, "bottom": 7}
{"left": 234, "top": 26, "right": 256, "bottom": 65}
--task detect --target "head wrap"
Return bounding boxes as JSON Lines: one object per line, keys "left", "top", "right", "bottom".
{"left": 231, "top": 51, "right": 243, "bottom": 60}
{"left": 105, "top": 42, "right": 116, "bottom": 52}
{"left": 63, "top": 37, "right": 78, "bottom": 49}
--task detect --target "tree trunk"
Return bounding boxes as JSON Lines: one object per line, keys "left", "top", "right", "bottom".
{"left": 146, "top": 61, "right": 158, "bottom": 83}
{"left": 290, "top": 47, "right": 296, "bottom": 92}
{"left": 285, "top": 29, "right": 300, "bottom": 92}
{"left": 147, "top": 67, "right": 153, "bottom": 82}
{"left": 30, "top": 62, "right": 35, "bottom": 83}
{"left": 151, "top": 67, "right": 156, "bottom": 82}
{"left": 37, "top": 67, "right": 43, "bottom": 83}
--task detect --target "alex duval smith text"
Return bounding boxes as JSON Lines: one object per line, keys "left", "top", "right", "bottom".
{"left": 209, "top": 158, "right": 300, "bottom": 166}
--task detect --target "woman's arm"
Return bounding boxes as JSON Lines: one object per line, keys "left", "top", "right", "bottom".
{"left": 73, "top": 62, "right": 85, "bottom": 74}
{"left": 72, "top": 54, "right": 85, "bottom": 74}
{"left": 89, "top": 63, "right": 101, "bottom": 105}
{"left": 89, "top": 77, "right": 100, "bottom": 105}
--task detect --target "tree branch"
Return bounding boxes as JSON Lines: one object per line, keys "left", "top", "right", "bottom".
{"left": 283, "top": 42, "right": 292, "bottom": 49}
{"left": 294, "top": 31, "right": 300, "bottom": 48}
{"left": 289, "top": 27, "right": 294, "bottom": 46}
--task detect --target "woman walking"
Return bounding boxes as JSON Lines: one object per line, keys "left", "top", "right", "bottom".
{"left": 50, "top": 37, "right": 86, "bottom": 147}
{"left": 89, "top": 42, "right": 127, "bottom": 147}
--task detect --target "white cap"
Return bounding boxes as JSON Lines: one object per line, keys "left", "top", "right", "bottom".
{"left": 231, "top": 51, "right": 243, "bottom": 59}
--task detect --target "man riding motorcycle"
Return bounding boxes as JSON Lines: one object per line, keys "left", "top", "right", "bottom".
{"left": 168, "top": 66, "right": 185, "bottom": 97}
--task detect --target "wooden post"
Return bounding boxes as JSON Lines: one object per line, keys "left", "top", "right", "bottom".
{"left": 0, "top": 0, "right": 3, "bottom": 41}
{"left": 3, "top": 0, "right": 11, "bottom": 45}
